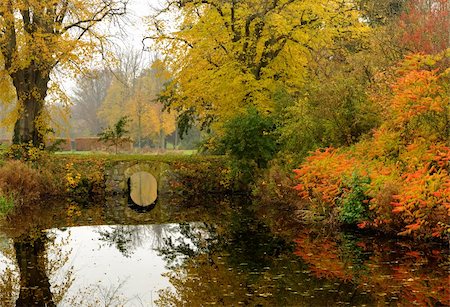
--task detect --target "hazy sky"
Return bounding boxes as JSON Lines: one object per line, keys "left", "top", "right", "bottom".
{"left": 61, "top": 0, "right": 165, "bottom": 95}
{"left": 123, "top": 0, "right": 154, "bottom": 49}
{"left": 118, "top": 0, "right": 165, "bottom": 52}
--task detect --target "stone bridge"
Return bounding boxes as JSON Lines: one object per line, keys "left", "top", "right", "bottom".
{"left": 104, "top": 161, "right": 170, "bottom": 201}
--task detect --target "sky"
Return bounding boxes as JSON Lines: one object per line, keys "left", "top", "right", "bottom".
{"left": 60, "top": 0, "right": 165, "bottom": 96}
{"left": 114, "top": 0, "right": 168, "bottom": 55}
{"left": 122, "top": 0, "right": 158, "bottom": 50}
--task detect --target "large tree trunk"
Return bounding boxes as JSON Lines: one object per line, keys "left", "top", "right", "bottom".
{"left": 11, "top": 67, "right": 50, "bottom": 147}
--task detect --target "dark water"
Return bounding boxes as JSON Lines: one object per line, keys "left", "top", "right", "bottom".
{"left": 0, "top": 197, "right": 448, "bottom": 306}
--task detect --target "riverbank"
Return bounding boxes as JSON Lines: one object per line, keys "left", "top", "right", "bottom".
{"left": 0, "top": 147, "right": 448, "bottom": 244}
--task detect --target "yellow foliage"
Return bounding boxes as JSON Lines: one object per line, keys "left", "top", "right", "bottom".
{"left": 99, "top": 59, "right": 177, "bottom": 145}
{"left": 97, "top": 78, "right": 128, "bottom": 127}
{"left": 0, "top": 0, "right": 126, "bottom": 143}
{"left": 150, "top": 0, "right": 371, "bottom": 131}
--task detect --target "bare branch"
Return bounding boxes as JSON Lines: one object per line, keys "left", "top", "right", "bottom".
{"left": 143, "top": 35, "right": 194, "bottom": 49}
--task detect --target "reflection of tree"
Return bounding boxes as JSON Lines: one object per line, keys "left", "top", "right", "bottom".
{"left": 156, "top": 210, "right": 375, "bottom": 306}
{"left": 64, "top": 278, "right": 138, "bottom": 307}
{"left": 97, "top": 224, "right": 178, "bottom": 257}
{"left": 222, "top": 210, "right": 292, "bottom": 270}
{"left": 0, "top": 265, "right": 19, "bottom": 306}
{"left": 157, "top": 222, "right": 218, "bottom": 269}
{"left": 46, "top": 229, "right": 74, "bottom": 305}
{"left": 157, "top": 210, "right": 292, "bottom": 271}
{"left": 0, "top": 228, "right": 73, "bottom": 307}
{"left": 0, "top": 233, "right": 19, "bottom": 306}
{"left": 293, "top": 230, "right": 450, "bottom": 305}
{"left": 14, "top": 231, "right": 55, "bottom": 306}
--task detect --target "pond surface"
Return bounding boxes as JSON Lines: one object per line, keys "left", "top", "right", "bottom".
{"left": 0, "top": 197, "right": 448, "bottom": 306}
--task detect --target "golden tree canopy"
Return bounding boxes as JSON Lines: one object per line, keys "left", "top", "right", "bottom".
{"left": 148, "top": 0, "right": 370, "bottom": 130}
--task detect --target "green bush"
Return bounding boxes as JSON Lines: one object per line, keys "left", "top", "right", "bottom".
{"left": 167, "top": 158, "right": 237, "bottom": 195}
{"left": 218, "top": 107, "right": 278, "bottom": 184}
{"left": 0, "top": 194, "right": 14, "bottom": 216}
{"left": 339, "top": 174, "right": 371, "bottom": 225}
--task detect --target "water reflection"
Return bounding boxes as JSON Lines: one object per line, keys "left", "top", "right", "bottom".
{"left": 0, "top": 199, "right": 447, "bottom": 306}
{"left": 293, "top": 230, "right": 450, "bottom": 306}
{"left": 14, "top": 232, "right": 55, "bottom": 306}
{"left": 97, "top": 224, "right": 178, "bottom": 257}
{"left": 0, "top": 224, "right": 203, "bottom": 306}
{"left": 155, "top": 211, "right": 376, "bottom": 306}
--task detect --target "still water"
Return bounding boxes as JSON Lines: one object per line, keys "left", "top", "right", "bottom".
{"left": 0, "top": 197, "right": 448, "bottom": 306}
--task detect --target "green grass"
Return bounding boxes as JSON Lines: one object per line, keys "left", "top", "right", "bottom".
{"left": 54, "top": 151, "right": 226, "bottom": 164}
{"left": 55, "top": 149, "right": 198, "bottom": 156}
{"left": 0, "top": 195, "right": 14, "bottom": 216}
{"left": 0, "top": 144, "right": 7, "bottom": 164}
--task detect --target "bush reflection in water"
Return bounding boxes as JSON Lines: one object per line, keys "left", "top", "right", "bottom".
{"left": 0, "top": 197, "right": 447, "bottom": 306}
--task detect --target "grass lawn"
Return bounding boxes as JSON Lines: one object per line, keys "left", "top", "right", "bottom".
{"left": 0, "top": 146, "right": 219, "bottom": 166}
{"left": 56, "top": 149, "right": 197, "bottom": 156}
{"left": 53, "top": 150, "right": 226, "bottom": 165}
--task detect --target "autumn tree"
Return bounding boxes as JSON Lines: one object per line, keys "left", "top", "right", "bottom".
{"left": 71, "top": 69, "right": 112, "bottom": 136}
{"left": 137, "top": 59, "right": 176, "bottom": 150}
{"left": 398, "top": 0, "right": 449, "bottom": 54}
{"left": 99, "top": 56, "right": 176, "bottom": 149}
{"left": 279, "top": 32, "right": 383, "bottom": 159}
{"left": 124, "top": 59, "right": 174, "bottom": 149}
{"left": 98, "top": 48, "right": 146, "bottom": 139}
{"left": 147, "top": 0, "right": 369, "bottom": 132}
{"left": 357, "top": 0, "right": 405, "bottom": 26}
{"left": 0, "top": 0, "right": 127, "bottom": 146}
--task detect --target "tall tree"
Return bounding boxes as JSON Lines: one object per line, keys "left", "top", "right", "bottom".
{"left": 71, "top": 69, "right": 112, "bottom": 135}
{"left": 128, "top": 59, "right": 175, "bottom": 149}
{"left": 97, "top": 48, "right": 145, "bottom": 131}
{"left": 99, "top": 57, "right": 176, "bottom": 149}
{"left": 398, "top": 0, "right": 449, "bottom": 54}
{"left": 0, "top": 0, "right": 127, "bottom": 146}
{"left": 147, "top": 0, "right": 369, "bottom": 131}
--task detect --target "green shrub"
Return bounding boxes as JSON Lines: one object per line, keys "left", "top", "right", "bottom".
{"left": 0, "top": 194, "right": 14, "bottom": 216}
{"left": 98, "top": 116, "right": 131, "bottom": 154}
{"left": 167, "top": 158, "right": 236, "bottom": 195}
{"left": 339, "top": 174, "right": 371, "bottom": 225}
{"left": 218, "top": 107, "right": 278, "bottom": 185}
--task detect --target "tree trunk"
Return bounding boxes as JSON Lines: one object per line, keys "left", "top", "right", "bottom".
{"left": 174, "top": 127, "right": 178, "bottom": 150}
{"left": 159, "top": 129, "right": 166, "bottom": 152}
{"left": 11, "top": 67, "right": 50, "bottom": 147}
{"left": 138, "top": 114, "right": 142, "bottom": 150}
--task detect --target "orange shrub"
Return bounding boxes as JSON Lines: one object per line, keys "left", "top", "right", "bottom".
{"left": 293, "top": 51, "right": 450, "bottom": 239}
{"left": 293, "top": 148, "right": 360, "bottom": 222}
{"left": 0, "top": 160, "right": 48, "bottom": 209}
{"left": 392, "top": 144, "right": 450, "bottom": 237}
